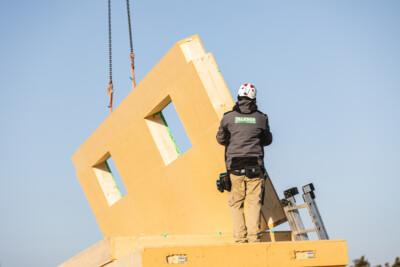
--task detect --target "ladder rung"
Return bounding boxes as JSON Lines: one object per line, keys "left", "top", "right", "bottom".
{"left": 294, "top": 228, "right": 317, "bottom": 235}
{"left": 286, "top": 204, "right": 308, "bottom": 211}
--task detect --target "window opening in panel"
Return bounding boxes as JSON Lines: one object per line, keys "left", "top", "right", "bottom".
{"left": 160, "top": 102, "right": 192, "bottom": 156}
{"left": 93, "top": 155, "right": 127, "bottom": 206}
{"left": 145, "top": 100, "right": 192, "bottom": 165}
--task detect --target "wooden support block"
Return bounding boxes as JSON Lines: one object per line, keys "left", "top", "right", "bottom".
{"left": 261, "top": 231, "right": 292, "bottom": 242}
{"left": 261, "top": 172, "right": 287, "bottom": 230}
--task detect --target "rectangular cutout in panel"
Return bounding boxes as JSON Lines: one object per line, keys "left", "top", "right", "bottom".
{"left": 106, "top": 157, "right": 127, "bottom": 196}
{"left": 162, "top": 102, "right": 192, "bottom": 155}
{"left": 145, "top": 99, "right": 192, "bottom": 165}
{"left": 93, "top": 155, "right": 127, "bottom": 206}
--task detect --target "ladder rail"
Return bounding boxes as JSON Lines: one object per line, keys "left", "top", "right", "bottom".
{"left": 303, "top": 192, "right": 329, "bottom": 240}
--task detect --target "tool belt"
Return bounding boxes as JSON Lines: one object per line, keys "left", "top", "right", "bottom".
{"left": 230, "top": 165, "right": 263, "bottom": 178}
{"left": 217, "top": 166, "right": 265, "bottom": 193}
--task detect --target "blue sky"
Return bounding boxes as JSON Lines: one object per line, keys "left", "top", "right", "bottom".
{"left": 0, "top": 0, "right": 399, "bottom": 266}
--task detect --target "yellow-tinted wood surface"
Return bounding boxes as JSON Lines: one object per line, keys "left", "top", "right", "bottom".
{"left": 62, "top": 35, "right": 349, "bottom": 267}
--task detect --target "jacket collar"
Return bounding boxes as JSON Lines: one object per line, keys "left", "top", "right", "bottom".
{"left": 233, "top": 99, "right": 258, "bottom": 114}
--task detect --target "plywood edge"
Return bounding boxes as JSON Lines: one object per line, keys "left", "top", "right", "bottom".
{"left": 260, "top": 173, "right": 288, "bottom": 230}
{"left": 178, "top": 35, "right": 206, "bottom": 63}
{"left": 58, "top": 238, "right": 112, "bottom": 267}
{"left": 191, "top": 52, "right": 235, "bottom": 120}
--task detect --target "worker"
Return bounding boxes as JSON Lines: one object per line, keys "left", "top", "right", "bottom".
{"left": 216, "top": 83, "right": 273, "bottom": 243}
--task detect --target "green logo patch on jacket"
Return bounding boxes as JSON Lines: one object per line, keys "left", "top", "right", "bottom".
{"left": 235, "top": 117, "right": 256, "bottom": 124}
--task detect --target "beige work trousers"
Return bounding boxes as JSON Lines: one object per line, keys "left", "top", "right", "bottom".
{"left": 228, "top": 173, "right": 264, "bottom": 243}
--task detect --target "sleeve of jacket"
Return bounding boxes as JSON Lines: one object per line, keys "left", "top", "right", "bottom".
{"left": 216, "top": 116, "right": 230, "bottom": 146}
{"left": 260, "top": 115, "right": 273, "bottom": 146}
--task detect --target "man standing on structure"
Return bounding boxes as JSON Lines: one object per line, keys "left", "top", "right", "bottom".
{"left": 216, "top": 83, "right": 273, "bottom": 243}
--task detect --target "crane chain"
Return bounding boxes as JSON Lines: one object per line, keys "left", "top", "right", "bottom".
{"left": 126, "top": 0, "right": 134, "bottom": 54}
{"left": 108, "top": 0, "right": 112, "bottom": 81}
{"left": 107, "top": 0, "right": 114, "bottom": 113}
{"left": 106, "top": 0, "right": 135, "bottom": 113}
{"left": 126, "top": 0, "right": 136, "bottom": 88}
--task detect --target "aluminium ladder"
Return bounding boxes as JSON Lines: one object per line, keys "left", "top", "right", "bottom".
{"left": 281, "top": 183, "right": 329, "bottom": 241}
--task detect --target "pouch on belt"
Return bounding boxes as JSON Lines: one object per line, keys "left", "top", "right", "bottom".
{"left": 219, "top": 172, "right": 231, "bottom": 192}
{"left": 245, "top": 165, "right": 262, "bottom": 178}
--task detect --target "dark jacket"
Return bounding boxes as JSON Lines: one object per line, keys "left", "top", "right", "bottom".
{"left": 216, "top": 99, "right": 272, "bottom": 170}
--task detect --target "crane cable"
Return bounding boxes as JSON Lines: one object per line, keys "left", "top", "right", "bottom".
{"left": 107, "top": 0, "right": 113, "bottom": 113}
{"left": 107, "top": 0, "right": 135, "bottom": 113}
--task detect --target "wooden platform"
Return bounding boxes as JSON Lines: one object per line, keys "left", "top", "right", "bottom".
{"left": 60, "top": 234, "right": 348, "bottom": 267}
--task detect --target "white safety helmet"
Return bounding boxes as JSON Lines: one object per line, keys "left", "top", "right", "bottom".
{"left": 238, "top": 83, "right": 257, "bottom": 100}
